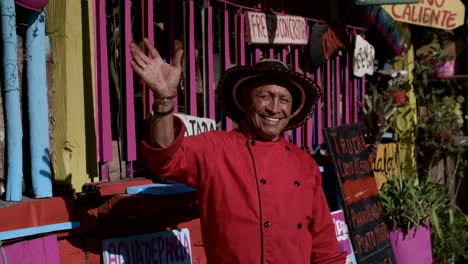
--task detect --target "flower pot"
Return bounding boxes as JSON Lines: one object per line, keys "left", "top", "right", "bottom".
{"left": 391, "top": 90, "right": 407, "bottom": 105}
{"left": 15, "top": 0, "right": 48, "bottom": 11}
{"left": 390, "top": 221, "right": 432, "bottom": 264}
{"left": 432, "top": 59, "right": 455, "bottom": 78}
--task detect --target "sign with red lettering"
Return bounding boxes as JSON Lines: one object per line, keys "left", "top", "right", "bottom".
{"left": 175, "top": 113, "right": 216, "bottom": 137}
{"left": 324, "top": 124, "right": 396, "bottom": 264}
{"left": 356, "top": 0, "right": 419, "bottom": 5}
{"left": 102, "top": 228, "right": 192, "bottom": 264}
{"left": 332, "top": 210, "right": 357, "bottom": 264}
{"left": 245, "top": 11, "right": 308, "bottom": 45}
{"left": 382, "top": 0, "right": 465, "bottom": 29}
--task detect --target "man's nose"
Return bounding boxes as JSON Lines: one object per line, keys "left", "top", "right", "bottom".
{"left": 266, "top": 98, "right": 280, "bottom": 114}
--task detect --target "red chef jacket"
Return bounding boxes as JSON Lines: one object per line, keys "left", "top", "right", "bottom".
{"left": 141, "top": 116, "right": 346, "bottom": 264}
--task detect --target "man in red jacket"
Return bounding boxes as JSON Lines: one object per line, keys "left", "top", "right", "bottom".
{"left": 132, "top": 38, "right": 346, "bottom": 264}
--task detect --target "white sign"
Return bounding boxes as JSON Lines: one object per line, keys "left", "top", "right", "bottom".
{"left": 102, "top": 229, "right": 192, "bottom": 264}
{"left": 175, "top": 113, "right": 216, "bottom": 137}
{"left": 353, "top": 35, "right": 375, "bottom": 77}
{"left": 245, "top": 11, "right": 308, "bottom": 45}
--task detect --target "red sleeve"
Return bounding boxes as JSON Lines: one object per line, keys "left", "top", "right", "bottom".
{"left": 139, "top": 115, "right": 212, "bottom": 187}
{"left": 309, "top": 162, "right": 347, "bottom": 264}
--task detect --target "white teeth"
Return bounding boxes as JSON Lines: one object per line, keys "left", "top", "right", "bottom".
{"left": 264, "top": 117, "right": 279, "bottom": 122}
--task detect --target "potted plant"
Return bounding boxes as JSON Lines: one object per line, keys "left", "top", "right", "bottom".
{"left": 427, "top": 42, "right": 455, "bottom": 78}
{"left": 378, "top": 69, "right": 410, "bottom": 105}
{"left": 379, "top": 162, "right": 445, "bottom": 264}
{"left": 419, "top": 95, "right": 465, "bottom": 142}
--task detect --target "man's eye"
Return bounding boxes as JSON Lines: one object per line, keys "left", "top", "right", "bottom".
{"left": 280, "top": 98, "right": 290, "bottom": 104}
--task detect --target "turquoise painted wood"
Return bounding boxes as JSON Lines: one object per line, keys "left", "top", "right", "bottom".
{"left": 1, "top": 0, "right": 24, "bottom": 201}
{"left": 26, "top": 10, "right": 52, "bottom": 198}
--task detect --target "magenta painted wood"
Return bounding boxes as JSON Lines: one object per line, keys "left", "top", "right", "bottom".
{"left": 125, "top": 0, "right": 136, "bottom": 161}
{"left": 224, "top": 8, "right": 233, "bottom": 131}
{"left": 293, "top": 48, "right": 301, "bottom": 147}
{"left": 280, "top": 48, "right": 287, "bottom": 139}
{"left": 169, "top": 0, "right": 177, "bottom": 113}
{"left": 147, "top": 0, "right": 155, "bottom": 109}
{"left": 354, "top": 78, "right": 358, "bottom": 123}
{"left": 188, "top": 0, "right": 197, "bottom": 116}
{"left": 95, "top": 0, "right": 112, "bottom": 165}
{"left": 345, "top": 51, "right": 350, "bottom": 124}
{"left": 0, "top": 235, "right": 60, "bottom": 264}
{"left": 255, "top": 48, "right": 260, "bottom": 63}
{"left": 100, "top": 163, "right": 109, "bottom": 182}
{"left": 239, "top": 13, "right": 246, "bottom": 66}
{"left": 326, "top": 59, "right": 331, "bottom": 128}
{"left": 93, "top": 0, "right": 100, "bottom": 160}
{"left": 362, "top": 75, "right": 366, "bottom": 103}
{"left": 305, "top": 72, "right": 313, "bottom": 148}
{"left": 335, "top": 55, "right": 341, "bottom": 126}
{"left": 316, "top": 67, "right": 323, "bottom": 145}
{"left": 207, "top": 6, "right": 215, "bottom": 119}
{"left": 269, "top": 48, "right": 274, "bottom": 58}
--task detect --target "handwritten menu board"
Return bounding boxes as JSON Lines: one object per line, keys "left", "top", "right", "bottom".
{"left": 323, "top": 124, "right": 396, "bottom": 264}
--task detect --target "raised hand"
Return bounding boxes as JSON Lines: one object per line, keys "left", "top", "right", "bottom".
{"left": 130, "top": 38, "right": 184, "bottom": 98}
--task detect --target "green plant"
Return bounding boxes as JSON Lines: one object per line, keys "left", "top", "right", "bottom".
{"left": 419, "top": 96, "right": 465, "bottom": 143}
{"left": 379, "top": 161, "right": 446, "bottom": 232}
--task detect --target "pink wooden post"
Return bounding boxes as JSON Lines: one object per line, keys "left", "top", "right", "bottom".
{"left": 124, "top": 0, "right": 136, "bottom": 178}
{"left": 146, "top": 0, "right": 155, "bottom": 112}
{"left": 95, "top": 0, "right": 113, "bottom": 181}
{"left": 124, "top": 0, "right": 136, "bottom": 165}
{"left": 293, "top": 47, "right": 302, "bottom": 148}
{"left": 316, "top": 66, "right": 323, "bottom": 145}
{"left": 168, "top": 0, "right": 177, "bottom": 113}
{"left": 281, "top": 48, "right": 288, "bottom": 140}
{"left": 224, "top": 8, "right": 233, "bottom": 130}
{"left": 335, "top": 55, "right": 341, "bottom": 126}
{"left": 326, "top": 59, "right": 331, "bottom": 128}
{"left": 305, "top": 73, "right": 313, "bottom": 148}
{"left": 239, "top": 12, "right": 246, "bottom": 66}
{"left": 207, "top": 5, "right": 215, "bottom": 119}
{"left": 188, "top": 0, "right": 197, "bottom": 116}
{"left": 269, "top": 47, "right": 274, "bottom": 58}
{"left": 345, "top": 50, "right": 350, "bottom": 124}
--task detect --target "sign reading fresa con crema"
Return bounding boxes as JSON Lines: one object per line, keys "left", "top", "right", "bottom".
{"left": 245, "top": 11, "right": 308, "bottom": 45}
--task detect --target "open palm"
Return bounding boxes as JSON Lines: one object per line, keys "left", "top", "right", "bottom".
{"left": 131, "top": 38, "right": 183, "bottom": 98}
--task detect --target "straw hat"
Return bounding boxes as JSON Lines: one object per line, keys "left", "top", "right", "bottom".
{"left": 216, "top": 59, "right": 321, "bottom": 130}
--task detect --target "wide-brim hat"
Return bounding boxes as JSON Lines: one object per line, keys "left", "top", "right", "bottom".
{"left": 216, "top": 59, "right": 321, "bottom": 130}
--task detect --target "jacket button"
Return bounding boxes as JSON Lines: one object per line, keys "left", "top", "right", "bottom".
{"left": 250, "top": 140, "right": 256, "bottom": 146}
{"left": 297, "top": 223, "right": 303, "bottom": 229}
{"left": 294, "top": 181, "right": 300, "bottom": 187}
{"left": 264, "top": 221, "right": 271, "bottom": 228}
{"left": 260, "top": 179, "right": 267, "bottom": 184}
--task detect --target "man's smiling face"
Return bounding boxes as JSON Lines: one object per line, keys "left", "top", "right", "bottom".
{"left": 240, "top": 81, "right": 293, "bottom": 141}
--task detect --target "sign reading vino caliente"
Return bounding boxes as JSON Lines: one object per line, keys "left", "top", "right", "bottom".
{"left": 323, "top": 124, "right": 396, "bottom": 264}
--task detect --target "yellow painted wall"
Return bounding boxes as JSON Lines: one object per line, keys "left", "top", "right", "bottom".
{"left": 392, "top": 45, "right": 418, "bottom": 178}
{"left": 47, "top": 0, "right": 98, "bottom": 192}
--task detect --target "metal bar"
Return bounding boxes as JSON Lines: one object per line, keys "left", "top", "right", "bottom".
{"left": 147, "top": 0, "right": 155, "bottom": 114}
{"left": 26, "top": 10, "right": 52, "bottom": 198}
{"left": 169, "top": 0, "right": 177, "bottom": 113}
{"left": 207, "top": 5, "right": 216, "bottom": 119}
{"left": 335, "top": 55, "right": 341, "bottom": 126}
{"left": 97, "top": 0, "right": 112, "bottom": 181}
{"left": 316, "top": 67, "right": 323, "bottom": 145}
{"left": 326, "top": 59, "right": 331, "bottom": 127}
{"left": 224, "top": 8, "right": 233, "bottom": 130}
{"left": 188, "top": 0, "right": 197, "bottom": 116}
{"left": 293, "top": 47, "right": 301, "bottom": 148}
{"left": 1, "top": 0, "right": 23, "bottom": 201}
{"left": 345, "top": 50, "right": 350, "bottom": 124}
{"left": 239, "top": 12, "right": 246, "bottom": 65}
{"left": 125, "top": 0, "right": 136, "bottom": 164}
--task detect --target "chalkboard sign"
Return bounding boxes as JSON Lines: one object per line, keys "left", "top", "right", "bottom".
{"left": 323, "top": 124, "right": 396, "bottom": 264}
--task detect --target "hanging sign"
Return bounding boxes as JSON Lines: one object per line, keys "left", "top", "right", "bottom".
{"left": 353, "top": 35, "right": 375, "bottom": 77}
{"left": 175, "top": 113, "right": 216, "bottom": 137}
{"left": 382, "top": 0, "right": 465, "bottom": 29}
{"left": 323, "top": 124, "right": 396, "bottom": 264}
{"left": 102, "top": 228, "right": 192, "bottom": 264}
{"left": 356, "top": 0, "right": 419, "bottom": 5}
{"left": 245, "top": 11, "right": 308, "bottom": 45}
